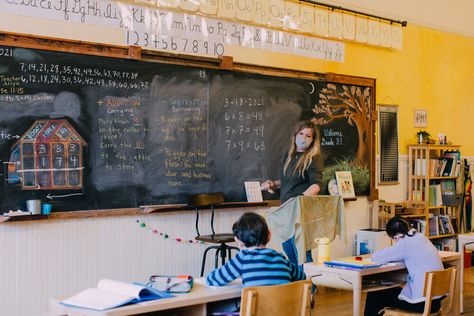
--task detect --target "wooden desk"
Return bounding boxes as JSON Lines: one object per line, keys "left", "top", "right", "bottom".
{"left": 50, "top": 280, "right": 242, "bottom": 316}
{"left": 304, "top": 251, "right": 461, "bottom": 316}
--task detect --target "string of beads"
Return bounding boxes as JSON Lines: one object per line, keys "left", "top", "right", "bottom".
{"left": 136, "top": 219, "right": 205, "bottom": 244}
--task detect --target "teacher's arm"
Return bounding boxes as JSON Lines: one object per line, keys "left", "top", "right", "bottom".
{"left": 303, "top": 184, "right": 320, "bottom": 196}
{"left": 303, "top": 156, "right": 324, "bottom": 196}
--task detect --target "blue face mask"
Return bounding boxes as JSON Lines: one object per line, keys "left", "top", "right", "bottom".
{"left": 295, "top": 134, "right": 312, "bottom": 151}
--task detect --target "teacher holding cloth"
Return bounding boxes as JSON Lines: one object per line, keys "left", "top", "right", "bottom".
{"left": 261, "top": 121, "right": 324, "bottom": 265}
{"left": 262, "top": 121, "right": 324, "bottom": 203}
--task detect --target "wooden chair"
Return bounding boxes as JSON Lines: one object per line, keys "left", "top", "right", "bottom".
{"left": 188, "top": 192, "right": 239, "bottom": 277}
{"left": 240, "top": 280, "right": 312, "bottom": 316}
{"left": 381, "top": 267, "right": 457, "bottom": 316}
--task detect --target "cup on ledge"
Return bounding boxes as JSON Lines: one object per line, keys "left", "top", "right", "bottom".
{"left": 42, "top": 203, "right": 53, "bottom": 215}
{"left": 26, "top": 199, "right": 42, "bottom": 215}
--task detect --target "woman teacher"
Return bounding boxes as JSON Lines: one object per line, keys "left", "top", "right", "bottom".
{"left": 262, "top": 121, "right": 324, "bottom": 203}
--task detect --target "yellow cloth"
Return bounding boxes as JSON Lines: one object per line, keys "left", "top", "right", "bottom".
{"left": 266, "top": 195, "right": 346, "bottom": 265}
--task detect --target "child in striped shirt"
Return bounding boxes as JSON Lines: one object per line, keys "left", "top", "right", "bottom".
{"left": 206, "top": 212, "right": 306, "bottom": 287}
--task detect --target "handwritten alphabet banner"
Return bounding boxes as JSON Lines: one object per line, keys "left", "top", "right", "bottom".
{"left": 0, "top": 0, "right": 404, "bottom": 60}
{"left": 0, "top": 0, "right": 345, "bottom": 62}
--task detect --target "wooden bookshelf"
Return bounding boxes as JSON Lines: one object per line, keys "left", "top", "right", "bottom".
{"left": 408, "top": 144, "right": 461, "bottom": 244}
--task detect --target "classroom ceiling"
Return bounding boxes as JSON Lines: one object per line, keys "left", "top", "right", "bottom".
{"left": 316, "top": 0, "right": 474, "bottom": 38}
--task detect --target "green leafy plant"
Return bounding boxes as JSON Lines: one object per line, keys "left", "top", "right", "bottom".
{"left": 321, "top": 159, "right": 369, "bottom": 196}
{"left": 416, "top": 130, "right": 431, "bottom": 143}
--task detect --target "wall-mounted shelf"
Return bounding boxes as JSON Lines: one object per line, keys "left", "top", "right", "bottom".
{"left": 0, "top": 214, "right": 48, "bottom": 223}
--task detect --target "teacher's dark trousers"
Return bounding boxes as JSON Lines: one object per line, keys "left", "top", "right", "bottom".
{"left": 364, "top": 287, "right": 442, "bottom": 316}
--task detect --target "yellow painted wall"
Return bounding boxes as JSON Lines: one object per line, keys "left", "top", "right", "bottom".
{"left": 228, "top": 25, "right": 474, "bottom": 155}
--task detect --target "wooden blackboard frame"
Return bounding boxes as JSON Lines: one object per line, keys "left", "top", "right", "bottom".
{"left": 0, "top": 31, "right": 378, "bottom": 212}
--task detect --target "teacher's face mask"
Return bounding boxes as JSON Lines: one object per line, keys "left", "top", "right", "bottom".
{"left": 295, "top": 128, "right": 313, "bottom": 151}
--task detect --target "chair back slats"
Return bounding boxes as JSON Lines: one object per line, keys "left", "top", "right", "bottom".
{"left": 421, "top": 267, "right": 457, "bottom": 316}
{"left": 422, "top": 268, "right": 451, "bottom": 297}
{"left": 382, "top": 267, "right": 457, "bottom": 316}
{"left": 240, "top": 280, "right": 312, "bottom": 316}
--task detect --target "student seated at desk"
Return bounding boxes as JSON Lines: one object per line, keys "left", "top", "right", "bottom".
{"left": 364, "top": 217, "right": 444, "bottom": 316}
{"left": 206, "top": 212, "right": 306, "bottom": 287}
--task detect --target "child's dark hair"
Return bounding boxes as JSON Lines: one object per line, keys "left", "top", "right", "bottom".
{"left": 232, "top": 212, "right": 269, "bottom": 247}
{"left": 386, "top": 216, "right": 415, "bottom": 238}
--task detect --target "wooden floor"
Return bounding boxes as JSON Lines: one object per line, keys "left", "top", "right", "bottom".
{"left": 313, "top": 266, "right": 474, "bottom": 315}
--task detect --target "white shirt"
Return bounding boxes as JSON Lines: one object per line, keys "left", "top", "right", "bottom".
{"left": 372, "top": 230, "right": 443, "bottom": 303}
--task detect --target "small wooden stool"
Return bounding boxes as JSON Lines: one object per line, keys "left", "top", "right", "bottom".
{"left": 188, "top": 192, "right": 239, "bottom": 277}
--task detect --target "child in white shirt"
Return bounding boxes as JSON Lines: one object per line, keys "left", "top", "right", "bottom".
{"left": 364, "top": 217, "right": 444, "bottom": 316}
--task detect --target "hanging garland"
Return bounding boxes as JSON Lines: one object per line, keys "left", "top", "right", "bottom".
{"left": 136, "top": 219, "right": 205, "bottom": 244}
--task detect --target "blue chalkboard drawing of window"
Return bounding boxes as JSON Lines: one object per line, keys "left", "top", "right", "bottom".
{"left": 7, "top": 119, "right": 86, "bottom": 190}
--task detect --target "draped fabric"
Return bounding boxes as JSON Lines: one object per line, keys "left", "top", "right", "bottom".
{"left": 266, "top": 195, "right": 346, "bottom": 265}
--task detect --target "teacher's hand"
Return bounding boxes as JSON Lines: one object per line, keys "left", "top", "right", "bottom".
{"left": 260, "top": 180, "right": 274, "bottom": 191}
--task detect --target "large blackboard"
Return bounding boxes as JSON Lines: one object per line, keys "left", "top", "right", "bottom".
{"left": 0, "top": 44, "right": 375, "bottom": 211}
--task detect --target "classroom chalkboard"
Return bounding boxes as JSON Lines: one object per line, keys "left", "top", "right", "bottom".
{"left": 0, "top": 43, "right": 375, "bottom": 211}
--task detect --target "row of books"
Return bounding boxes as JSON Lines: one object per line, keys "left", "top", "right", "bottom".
{"left": 413, "top": 151, "right": 461, "bottom": 177}
{"left": 411, "top": 179, "right": 458, "bottom": 206}
{"left": 409, "top": 214, "right": 457, "bottom": 236}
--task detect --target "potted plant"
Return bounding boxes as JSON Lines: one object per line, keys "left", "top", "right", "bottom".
{"left": 416, "top": 130, "right": 431, "bottom": 144}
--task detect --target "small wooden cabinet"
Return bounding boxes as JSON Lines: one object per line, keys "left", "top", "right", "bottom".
{"left": 407, "top": 144, "right": 461, "bottom": 247}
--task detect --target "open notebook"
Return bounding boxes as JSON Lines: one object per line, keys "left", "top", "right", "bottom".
{"left": 61, "top": 279, "right": 174, "bottom": 311}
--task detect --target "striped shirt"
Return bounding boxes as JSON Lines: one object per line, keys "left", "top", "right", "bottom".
{"left": 206, "top": 248, "right": 306, "bottom": 287}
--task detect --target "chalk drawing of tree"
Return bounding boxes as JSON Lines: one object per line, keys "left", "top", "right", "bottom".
{"left": 312, "top": 84, "right": 371, "bottom": 165}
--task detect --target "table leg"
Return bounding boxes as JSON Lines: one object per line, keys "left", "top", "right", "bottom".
{"left": 458, "top": 239, "right": 465, "bottom": 314}
{"left": 456, "top": 261, "right": 461, "bottom": 316}
{"left": 353, "top": 275, "right": 362, "bottom": 316}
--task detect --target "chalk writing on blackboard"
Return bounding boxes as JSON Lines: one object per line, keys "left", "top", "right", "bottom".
{"left": 0, "top": 44, "right": 373, "bottom": 211}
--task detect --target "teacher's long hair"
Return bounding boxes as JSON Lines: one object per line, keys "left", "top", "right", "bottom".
{"left": 283, "top": 121, "right": 321, "bottom": 178}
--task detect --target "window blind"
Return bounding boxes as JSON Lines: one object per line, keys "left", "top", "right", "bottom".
{"left": 378, "top": 105, "right": 399, "bottom": 183}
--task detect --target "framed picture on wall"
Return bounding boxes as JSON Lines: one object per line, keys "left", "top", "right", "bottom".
{"left": 414, "top": 109, "right": 428, "bottom": 128}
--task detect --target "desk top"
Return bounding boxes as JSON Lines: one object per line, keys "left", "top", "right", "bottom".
{"left": 50, "top": 279, "right": 242, "bottom": 316}
{"left": 304, "top": 251, "right": 460, "bottom": 276}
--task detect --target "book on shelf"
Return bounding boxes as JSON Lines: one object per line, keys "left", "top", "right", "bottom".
{"left": 441, "top": 179, "right": 462, "bottom": 206}
{"left": 414, "top": 159, "right": 427, "bottom": 176}
{"left": 412, "top": 190, "right": 423, "bottom": 202}
{"left": 441, "top": 180, "right": 456, "bottom": 195}
{"left": 438, "top": 215, "right": 455, "bottom": 235}
{"left": 451, "top": 216, "right": 459, "bottom": 234}
{"left": 409, "top": 219, "right": 426, "bottom": 234}
{"left": 432, "top": 237, "right": 456, "bottom": 251}
{"left": 443, "top": 150, "right": 461, "bottom": 176}
{"left": 428, "top": 184, "right": 443, "bottom": 207}
{"left": 61, "top": 279, "right": 173, "bottom": 311}
{"left": 428, "top": 216, "right": 439, "bottom": 236}
{"left": 440, "top": 157, "right": 455, "bottom": 177}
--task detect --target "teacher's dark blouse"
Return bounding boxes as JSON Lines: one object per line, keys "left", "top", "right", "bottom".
{"left": 279, "top": 153, "right": 324, "bottom": 203}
